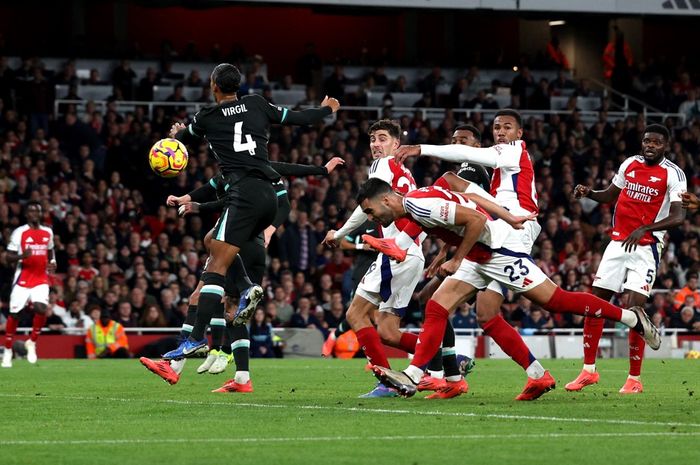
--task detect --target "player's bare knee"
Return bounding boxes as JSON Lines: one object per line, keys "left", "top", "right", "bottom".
{"left": 33, "top": 303, "right": 48, "bottom": 314}
{"left": 377, "top": 323, "right": 401, "bottom": 346}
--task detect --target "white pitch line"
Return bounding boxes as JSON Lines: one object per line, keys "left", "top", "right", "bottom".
{"left": 2, "top": 431, "right": 700, "bottom": 447}
{"left": 2, "top": 393, "right": 699, "bottom": 429}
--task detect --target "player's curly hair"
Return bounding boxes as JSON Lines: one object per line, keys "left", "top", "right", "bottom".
{"left": 644, "top": 124, "right": 670, "bottom": 141}
{"left": 368, "top": 119, "right": 401, "bottom": 139}
{"left": 211, "top": 63, "right": 241, "bottom": 94}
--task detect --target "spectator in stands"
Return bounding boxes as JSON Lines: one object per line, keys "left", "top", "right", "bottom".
{"left": 250, "top": 307, "right": 276, "bottom": 358}
{"left": 271, "top": 286, "right": 294, "bottom": 325}
{"left": 63, "top": 300, "right": 93, "bottom": 331}
{"left": 452, "top": 304, "right": 478, "bottom": 329}
{"left": 419, "top": 66, "right": 444, "bottom": 103}
{"left": 279, "top": 210, "right": 317, "bottom": 275}
{"left": 139, "top": 304, "right": 168, "bottom": 328}
{"left": 43, "top": 305, "right": 66, "bottom": 334}
{"left": 165, "top": 83, "right": 187, "bottom": 116}
{"left": 136, "top": 67, "right": 160, "bottom": 101}
{"left": 521, "top": 307, "right": 554, "bottom": 331}
{"left": 85, "top": 308, "right": 129, "bottom": 359}
{"left": 290, "top": 297, "right": 324, "bottom": 333}
{"left": 390, "top": 75, "right": 408, "bottom": 93}
{"left": 185, "top": 69, "right": 203, "bottom": 87}
{"left": 511, "top": 66, "right": 535, "bottom": 109}
{"left": 678, "top": 89, "right": 700, "bottom": 121}
{"left": 670, "top": 306, "right": 700, "bottom": 332}
{"left": 296, "top": 86, "right": 319, "bottom": 108}
{"left": 83, "top": 68, "right": 106, "bottom": 86}
{"left": 111, "top": 59, "right": 136, "bottom": 99}
{"left": 673, "top": 272, "right": 700, "bottom": 310}
{"left": 323, "top": 64, "right": 347, "bottom": 98}
{"left": 371, "top": 66, "right": 388, "bottom": 86}
{"left": 549, "top": 70, "right": 576, "bottom": 96}
{"left": 116, "top": 301, "right": 138, "bottom": 328}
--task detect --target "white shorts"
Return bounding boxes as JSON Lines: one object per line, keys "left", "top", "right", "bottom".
{"left": 593, "top": 240, "right": 661, "bottom": 297}
{"left": 448, "top": 250, "right": 548, "bottom": 293}
{"left": 477, "top": 220, "right": 541, "bottom": 297}
{"left": 356, "top": 249, "right": 425, "bottom": 317}
{"left": 10, "top": 284, "right": 50, "bottom": 313}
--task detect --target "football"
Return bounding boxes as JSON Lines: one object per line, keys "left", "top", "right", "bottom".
{"left": 148, "top": 138, "right": 189, "bottom": 178}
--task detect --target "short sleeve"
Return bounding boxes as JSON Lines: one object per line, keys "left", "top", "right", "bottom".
{"left": 404, "top": 196, "right": 456, "bottom": 228}
{"left": 667, "top": 166, "right": 687, "bottom": 201}
{"left": 7, "top": 228, "right": 21, "bottom": 252}
{"left": 612, "top": 158, "right": 635, "bottom": 189}
{"left": 47, "top": 229, "right": 55, "bottom": 250}
{"left": 368, "top": 158, "right": 394, "bottom": 184}
{"left": 493, "top": 143, "right": 524, "bottom": 169}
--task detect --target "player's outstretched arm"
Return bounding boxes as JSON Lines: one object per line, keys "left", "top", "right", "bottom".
{"left": 574, "top": 183, "right": 621, "bottom": 204}
{"left": 466, "top": 192, "right": 537, "bottom": 230}
{"left": 270, "top": 157, "right": 344, "bottom": 177}
{"left": 276, "top": 95, "right": 339, "bottom": 126}
{"left": 323, "top": 206, "right": 369, "bottom": 246}
{"left": 396, "top": 143, "right": 515, "bottom": 168}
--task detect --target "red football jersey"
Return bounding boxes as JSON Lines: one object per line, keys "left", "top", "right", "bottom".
{"left": 8, "top": 224, "right": 54, "bottom": 287}
{"left": 610, "top": 156, "right": 686, "bottom": 245}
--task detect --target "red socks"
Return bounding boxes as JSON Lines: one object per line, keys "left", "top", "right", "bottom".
{"left": 543, "top": 288, "right": 622, "bottom": 321}
{"left": 628, "top": 330, "right": 645, "bottom": 376}
{"left": 356, "top": 327, "right": 390, "bottom": 368}
{"left": 30, "top": 313, "right": 47, "bottom": 342}
{"left": 4, "top": 315, "right": 18, "bottom": 349}
{"left": 411, "top": 300, "right": 449, "bottom": 368}
{"left": 398, "top": 332, "right": 418, "bottom": 354}
{"left": 582, "top": 316, "right": 605, "bottom": 365}
{"left": 482, "top": 314, "right": 535, "bottom": 370}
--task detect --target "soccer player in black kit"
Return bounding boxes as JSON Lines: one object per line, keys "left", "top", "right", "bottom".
{"left": 165, "top": 63, "right": 340, "bottom": 358}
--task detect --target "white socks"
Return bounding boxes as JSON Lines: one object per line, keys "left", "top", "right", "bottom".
{"left": 235, "top": 371, "right": 250, "bottom": 384}
{"left": 620, "top": 309, "right": 638, "bottom": 328}
{"left": 526, "top": 360, "right": 546, "bottom": 379}
{"left": 583, "top": 363, "right": 596, "bottom": 374}
{"left": 170, "top": 358, "right": 186, "bottom": 375}
{"left": 404, "top": 365, "right": 423, "bottom": 384}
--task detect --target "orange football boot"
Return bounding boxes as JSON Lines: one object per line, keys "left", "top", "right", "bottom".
{"left": 565, "top": 370, "right": 600, "bottom": 391}
{"left": 515, "top": 370, "right": 556, "bottom": 401}
{"left": 139, "top": 357, "right": 180, "bottom": 385}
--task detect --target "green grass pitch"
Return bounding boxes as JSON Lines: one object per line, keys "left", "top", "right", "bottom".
{"left": 1, "top": 358, "right": 698, "bottom": 465}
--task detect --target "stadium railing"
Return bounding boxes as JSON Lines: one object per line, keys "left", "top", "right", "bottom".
{"left": 52, "top": 99, "right": 686, "bottom": 127}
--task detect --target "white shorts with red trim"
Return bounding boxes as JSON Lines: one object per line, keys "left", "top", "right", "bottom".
{"left": 447, "top": 249, "right": 548, "bottom": 293}
{"left": 10, "top": 284, "right": 50, "bottom": 313}
{"left": 356, "top": 246, "right": 425, "bottom": 318}
{"left": 593, "top": 240, "right": 661, "bottom": 297}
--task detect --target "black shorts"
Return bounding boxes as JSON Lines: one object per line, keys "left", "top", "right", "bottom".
{"left": 213, "top": 176, "right": 278, "bottom": 248}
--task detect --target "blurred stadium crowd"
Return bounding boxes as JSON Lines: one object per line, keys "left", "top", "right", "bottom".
{"left": 1, "top": 49, "right": 699, "bottom": 344}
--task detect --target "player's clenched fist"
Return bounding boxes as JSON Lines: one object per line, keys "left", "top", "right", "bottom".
{"left": 573, "top": 184, "right": 591, "bottom": 199}
{"left": 321, "top": 95, "right": 340, "bottom": 113}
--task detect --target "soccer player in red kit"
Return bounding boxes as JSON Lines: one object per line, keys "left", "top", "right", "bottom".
{"left": 2, "top": 202, "right": 56, "bottom": 367}
{"left": 356, "top": 178, "right": 661, "bottom": 398}
{"left": 396, "top": 110, "right": 554, "bottom": 400}
{"left": 565, "top": 124, "right": 686, "bottom": 394}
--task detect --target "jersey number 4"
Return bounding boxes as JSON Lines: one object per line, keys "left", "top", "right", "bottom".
{"left": 233, "top": 122, "right": 257, "bottom": 156}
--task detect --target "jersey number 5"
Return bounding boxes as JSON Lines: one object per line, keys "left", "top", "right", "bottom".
{"left": 233, "top": 121, "right": 257, "bottom": 156}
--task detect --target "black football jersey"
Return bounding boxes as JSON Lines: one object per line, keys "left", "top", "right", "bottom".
{"left": 188, "top": 94, "right": 288, "bottom": 181}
